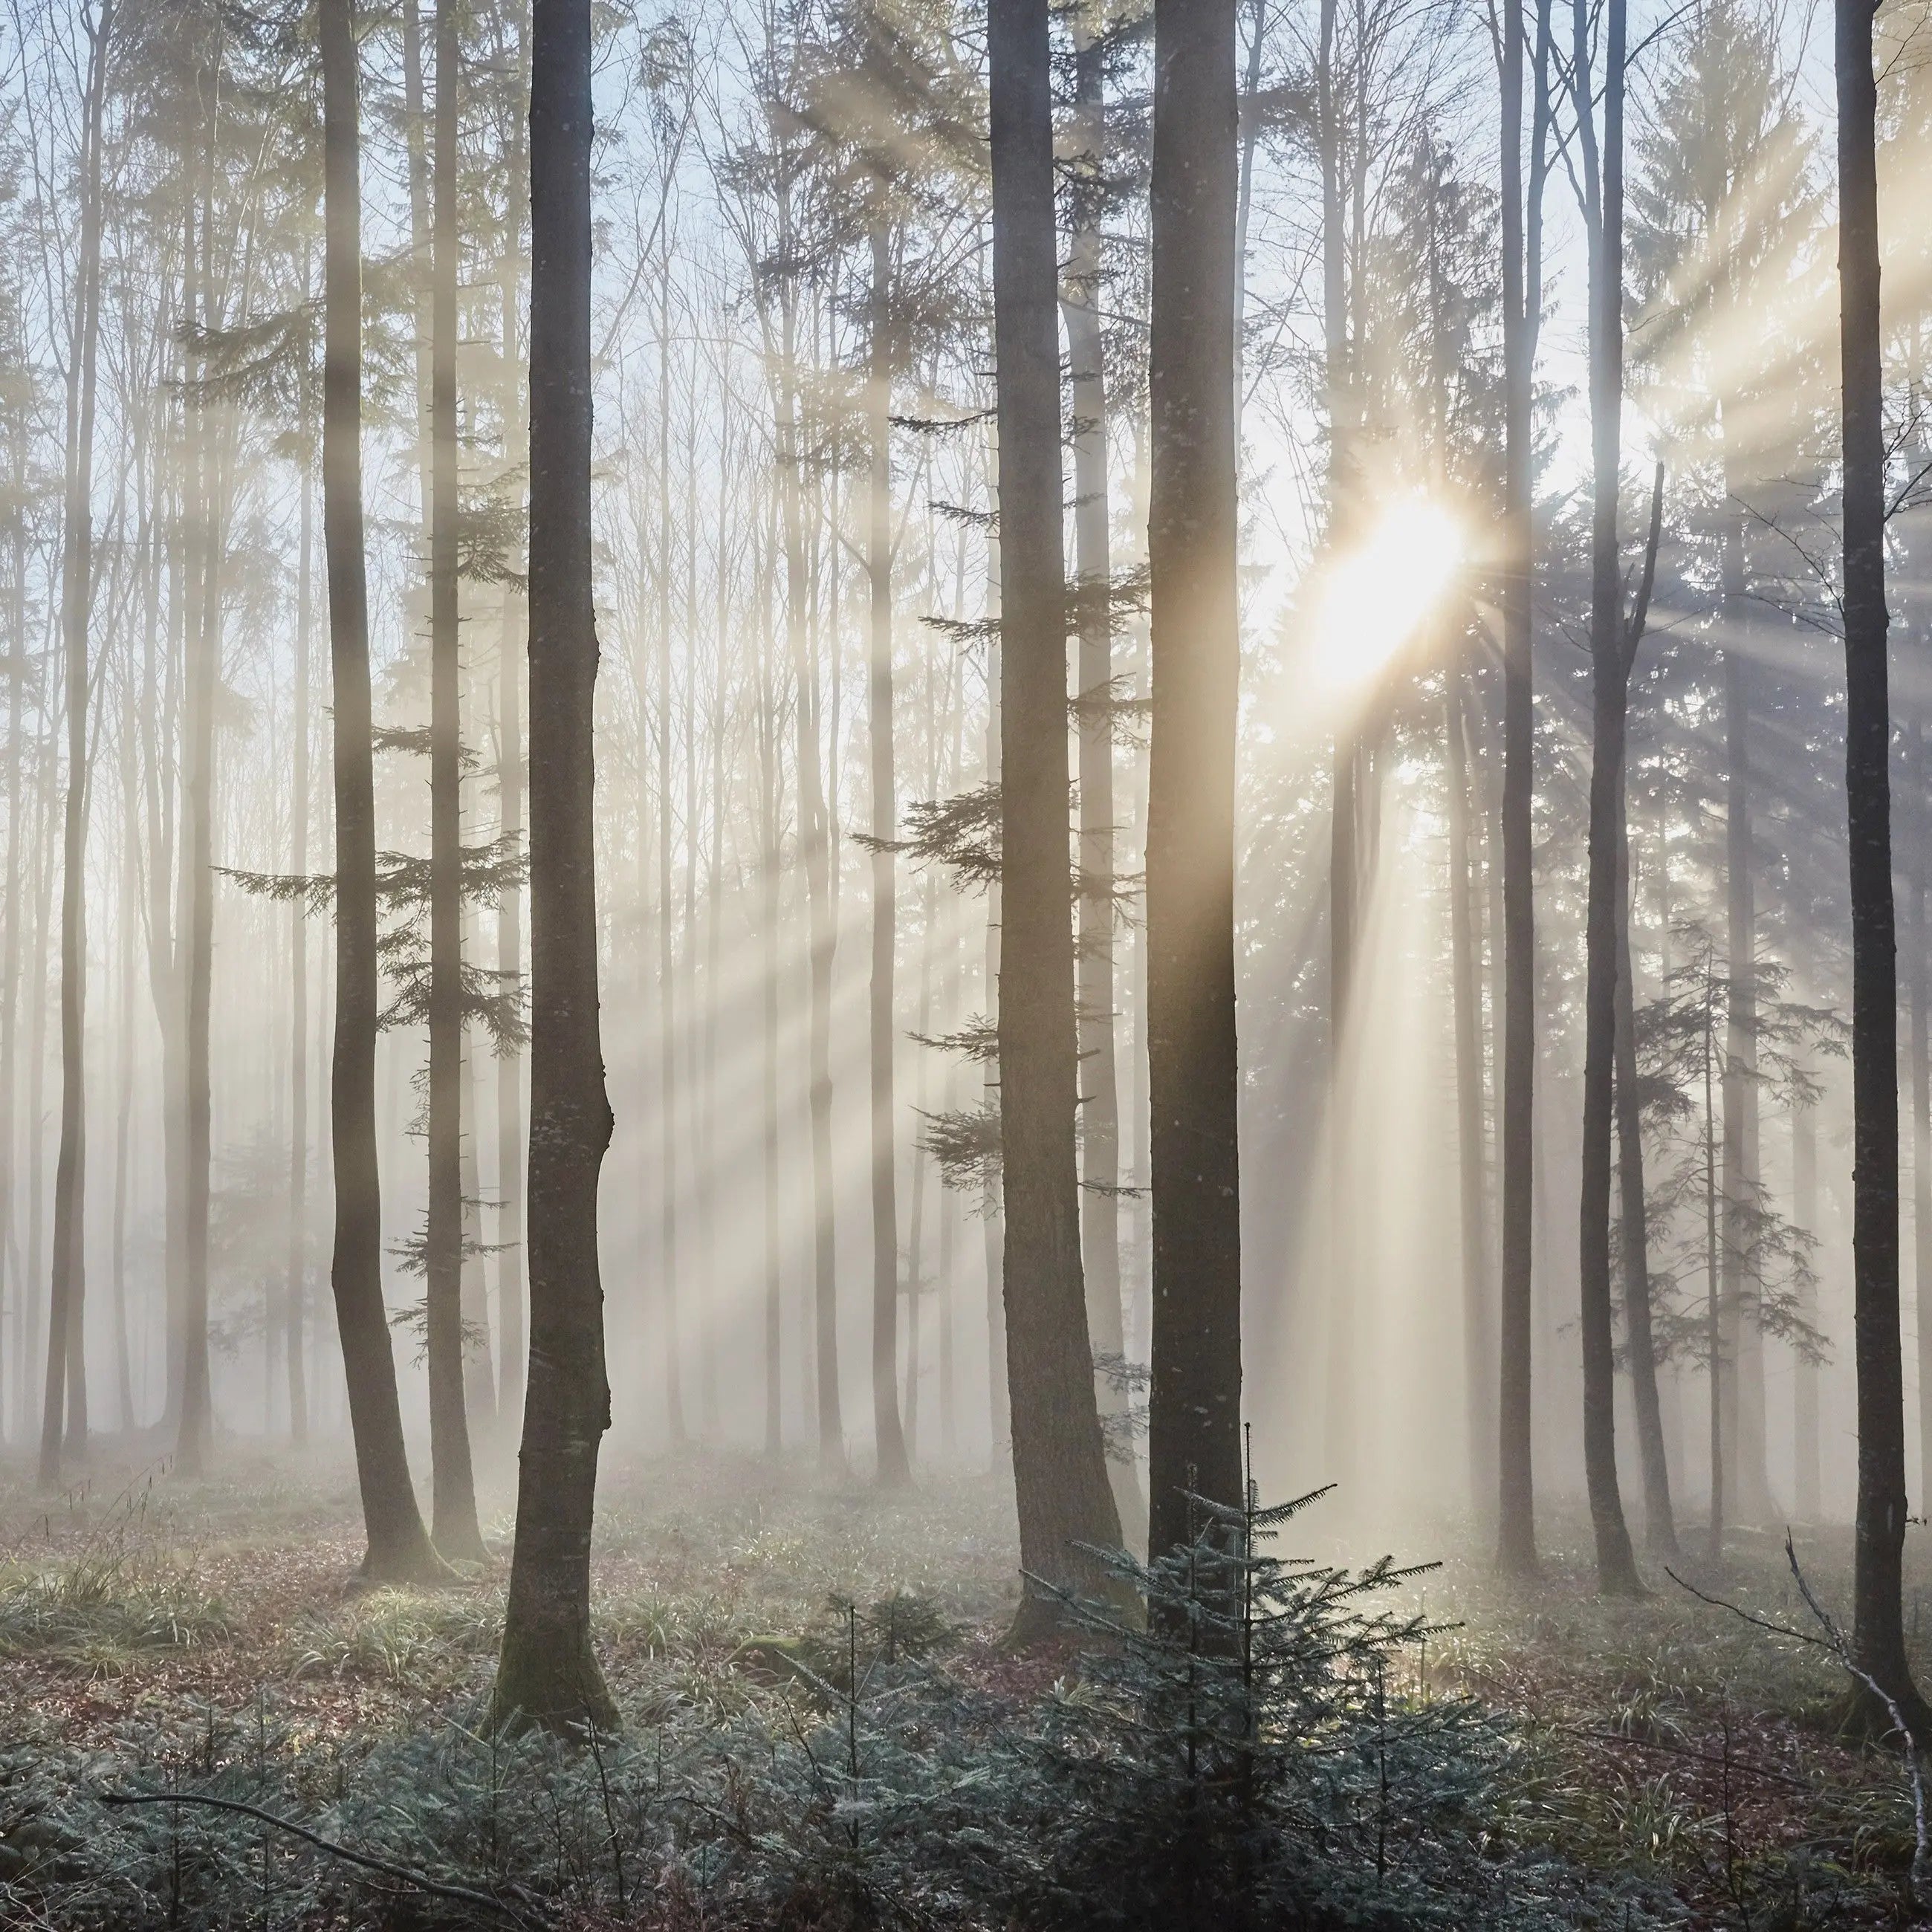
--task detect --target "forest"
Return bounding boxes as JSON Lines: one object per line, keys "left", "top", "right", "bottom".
{"left": 1, "top": 0, "right": 1932, "bottom": 1919}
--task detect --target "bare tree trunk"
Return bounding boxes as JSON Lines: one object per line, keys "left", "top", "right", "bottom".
{"left": 1910, "top": 722, "right": 1932, "bottom": 1506}
{"left": 286, "top": 386, "right": 313, "bottom": 1447}
{"left": 1839, "top": 0, "right": 1929, "bottom": 1731}
{"left": 990, "top": 0, "right": 1121, "bottom": 1627}
{"left": 491, "top": 0, "right": 617, "bottom": 1725}
{"left": 1616, "top": 806, "right": 1675, "bottom": 1555}
{"left": 494, "top": 8, "right": 528, "bottom": 1440}
{"left": 1446, "top": 671, "right": 1494, "bottom": 1514}
{"left": 867, "top": 218, "right": 909, "bottom": 1488}
{"left": 321, "top": 0, "right": 442, "bottom": 1579}
{"left": 1064, "top": 13, "right": 1143, "bottom": 1542}
{"left": 1145, "top": 0, "right": 1243, "bottom": 1566}
{"left": 1795, "top": 1002, "right": 1821, "bottom": 1521}
{"left": 1570, "top": 0, "right": 1641, "bottom": 1595}
{"left": 42, "top": 0, "right": 111, "bottom": 1482}
{"left": 1721, "top": 631, "right": 1770, "bottom": 1523}
{"left": 425, "top": 0, "right": 487, "bottom": 1560}
{"left": 1496, "top": 0, "right": 1553, "bottom": 1583}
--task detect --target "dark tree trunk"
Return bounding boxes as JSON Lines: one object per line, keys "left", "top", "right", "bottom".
{"left": 1572, "top": 0, "right": 1641, "bottom": 1597}
{"left": 42, "top": 0, "right": 111, "bottom": 1483}
{"left": 1794, "top": 1006, "right": 1821, "bottom": 1520}
{"left": 1145, "top": 0, "right": 1244, "bottom": 1564}
{"left": 867, "top": 218, "right": 909, "bottom": 1488}
{"left": 495, "top": 16, "right": 528, "bottom": 1439}
{"left": 1495, "top": 0, "right": 1551, "bottom": 1582}
{"left": 1063, "top": 10, "right": 1143, "bottom": 1542}
{"left": 1721, "top": 632, "right": 1770, "bottom": 1523}
{"left": 988, "top": 0, "right": 1121, "bottom": 1627}
{"left": 1615, "top": 810, "right": 1676, "bottom": 1556}
{"left": 491, "top": 0, "right": 617, "bottom": 1730}
{"left": 1910, "top": 723, "right": 1932, "bottom": 1503}
{"left": 321, "top": 0, "right": 442, "bottom": 1580}
{"left": 1838, "top": 0, "right": 1931, "bottom": 1737}
{"left": 427, "top": 0, "right": 487, "bottom": 1562}
{"left": 1446, "top": 672, "right": 1494, "bottom": 1513}
{"left": 287, "top": 390, "right": 313, "bottom": 1447}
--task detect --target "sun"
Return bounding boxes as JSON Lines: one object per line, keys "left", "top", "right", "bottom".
{"left": 1308, "top": 498, "right": 1466, "bottom": 693}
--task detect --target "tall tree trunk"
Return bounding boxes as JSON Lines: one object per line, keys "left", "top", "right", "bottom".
{"left": 1145, "top": 0, "right": 1243, "bottom": 1564}
{"left": 760, "top": 558, "right": 782, "bottom": 1460}
{"left": 426, "top": 0, "right": 487, "bottom": 1559}
{"left": 1911, "top": 722, "right": 1932, "bottom": 1504}
{"left": 654, "top": 274, "right": 687, "bottom": 1450}
{"left": 1572, "top": 0, "right": 1641, "bottom": 1596}
{"left": 321, "top": 0, "right": 442, "bottom": 1579}
{"left": 989, "top": 0, "right": 1121, "bottom": 1629}
{"left": 1705, "top": 969, "right": 1725, "bottom": 1559}
{"left": 867, "top": 218, "right": 909, "bottom": 1488}
{"left": 1446, "top": 670, "right": 1494, "bottom": 1513}
{"left": 773, "top": 222, "right": 841, "bottom": 1474}
{"left": 1615, "top": 807, "right": 1675, "bottom": 1555}
{"left": 491, "top": 0, "right": 617, "bottom": 1724}
{"left": 176, "top": 175, "right": 218, "bottom": 1479}
{"left": 1794, "top": 999, "right": 1821, "bottom": 1520}
{"left": 286, "top": 397, "right": 313, "bottom": 1446}
{"left": 1064, "top": 12, "right": 1144, "bottom": 1542}
{"left": 1838, "top": 0, "right": 1931, "bottom": 1734}
{"left": 1317, "top": 0, "right": 1358, "bottom": 1497}
{"left": 1721, "top": 609, "right": 1770, "bottom": 1523}
{"left": 42, "top": 0, "right": 111, "bottom": 1482}
{"left": 494, "top": 8, "right": 528, "bottom": 1439}
{"left": 1495, "top": 0, "right": 1552, "bottom": 1582}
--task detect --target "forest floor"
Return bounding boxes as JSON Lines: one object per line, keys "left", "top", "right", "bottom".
{"left": 1, "top": 1442, "right": 1928, "bottom": 1927}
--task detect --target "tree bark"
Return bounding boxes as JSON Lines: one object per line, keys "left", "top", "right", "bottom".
{"left": 1446, "top": 671, "right": 1494, "bottom": 1514}
{"left": 1571, "top": 0, "right": 1641, "bottom": 1596}
{"left": 867, "top": 218, "right": 910, "bottom": 1488}
{"left": 1145, "top": 0, "right": 1244, "bottom": 1566}
{"left": 491, "top": 0, "right": 617, "bottom": 1730}
{"left": 321, "top": 0, "right": 443, "bottom": 1580}
{"left": 1063, "top": 12, "right": 1143, "bottom": 1541}
{"left": 287, "top": 380, "right": 313, "bottom": 1447}
{"left": 42, "top": 0, "right": 111, "bottom": 1482}
{"left": 1839, "top": 0, "right": 1931, "bottom": 1735}
{"left": 989, "top": 0, "right": 1121, "bottom": 1627}
{"left": 1615, "top": 807, "right": 1675, "bottom": 1555}
{"left": 1911, "top": 722, "right": 1932, "bottom": 1505}
{"left": 1495, "top": 0, "right": 1552, "bottom": 1582}
{"left": 427, "top": 0, "right": 487, "bottom": 1560}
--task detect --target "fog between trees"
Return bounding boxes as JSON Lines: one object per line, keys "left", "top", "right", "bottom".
{"left": 5, "top": 0, "right": 1932, "bottom": 1741}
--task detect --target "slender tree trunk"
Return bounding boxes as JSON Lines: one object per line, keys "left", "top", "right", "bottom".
{"left": 1145, "top": 0, "right": 1243, "bottom": 1566}
{"left": 1064, "top": 14, "right": 1143, "bottom": 1541}
{"left": 655, "top": 274, "right": 687, "bottom": 1450}
{"left": 1495, "top": 0, "right": 1551, "bottom": 1582}
{"left": 989, "top": 0, "right": 1121, "bottom": 1628}
{"left": 321, "top": 0, "right": 442, "bottom": 1580}
{"left": 42, "top": 0, "right": 111, "bottom": 1482}
{"left": 1722, "top": 632, "right": 1770, "bottom": 1522}
{"left": 1616, "top": 806, "right": 1676, "bottom": 1555}
{"left": 760, "top": 560, "right": 782, "bottom": 1459}
{"left": 495, "top": 10, "right": 528, "bottom": 1439}
{"left": 1911, "top": 723, "right": 1932, "bottom": 1505}
{"left": 425, "top": 0, "right": 487, "bottom": 1559}
{"left": 177, "top": 179, "right": 218, "bottom": 1479}
{"left": 779, "top": 258, "right": 842, "bottom": 1475}
{"left": 1794, "top": 1017, "right": 1821, "bottom": 1520}
{"left": 491, "top": 0, "right": 617, "bottom": 1722}
{"left": 1838, "top": 0, "right": 1931, "bottom": 1736}
{"left": 1705, "top": 973, "right": 1724, "bottom": 1559}
{"left": 1571, "top": 0, "right": 1641, "bottom": 1596}
{"left": 867, "top": 219, "right": 909, "bottom": 1488}
{"left": 1446, "top": 671, "right": 1494, "bottom": 1514}
{"left": 286, "top": 400, "right": 313, "bottom": 1447}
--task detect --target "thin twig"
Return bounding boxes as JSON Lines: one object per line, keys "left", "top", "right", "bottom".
{"left": 97, "top": 1790, "right": 539, "bottom": 1927}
